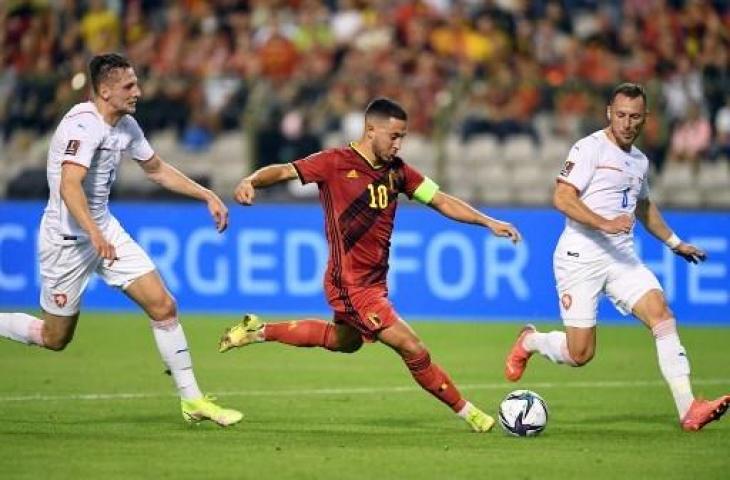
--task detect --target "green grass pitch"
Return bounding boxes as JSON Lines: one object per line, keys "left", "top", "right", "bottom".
{"left": 1, "top": 313, "right": 728, "bottom": 479}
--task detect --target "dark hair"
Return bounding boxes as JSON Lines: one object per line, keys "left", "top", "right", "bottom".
{"left": 365, "top": 97, "right": 408, "bottom": 121}
{"left": 89, "top": 53, "right": 132, "bottom": 94}
{"left": 609, "top": 82, "right": 647, "bottom": 106}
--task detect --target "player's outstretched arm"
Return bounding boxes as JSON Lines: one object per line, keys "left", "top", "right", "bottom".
{"left": 554, "top": 181, "right": 633, "bottom": 234}
{"left": 61, "top": 163, "right": 117, "bottom": 262}
{"left": 635, "top": 198, "right": 706, "bottom": 263}
{"left": 428, "top": 191, "right": 521, "bottom": 243}
{"left": 140, "top": 153, "right": 229, "bottom": 232}
{"left": 233, "top": 163, "right": 298, "bottom": 206}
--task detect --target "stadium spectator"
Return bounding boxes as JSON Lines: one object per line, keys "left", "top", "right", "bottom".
{"left": 1, "top": 0, "right": 728, "bottom": 204}
{"left": 667, "top": 101, "right": 712, "bottom": 167}
{"left": 711, "top": 95, "right": 730, "bottom": 160}
{"left": 79, "top": 0, "right": 121, "bottom": 54}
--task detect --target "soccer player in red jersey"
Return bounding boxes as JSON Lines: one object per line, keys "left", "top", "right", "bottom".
{"left": 219, "top": 98, "right": 522, "bottom": 432}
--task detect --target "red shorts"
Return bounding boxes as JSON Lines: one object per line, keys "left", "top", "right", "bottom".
{"left": 326, "top": 285, "right": 400, "bottom": 341}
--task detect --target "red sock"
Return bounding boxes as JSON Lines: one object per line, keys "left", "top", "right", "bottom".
{"left": 404, "top": 350, "right": 466, "bottom": 412}
{"left": 263, "top": 319, "right": 340, "bottom": 351}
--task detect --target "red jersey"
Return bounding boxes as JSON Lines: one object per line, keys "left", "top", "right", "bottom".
{"left": 292, "top": 144, "right": 426, "bottom": 295}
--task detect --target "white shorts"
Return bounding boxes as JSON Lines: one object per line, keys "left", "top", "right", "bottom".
{"left": 38, "top": 217, "right": 156, "bottom": 316}
{"left": 553, "top": 252, "right": 662, "bottom": 328}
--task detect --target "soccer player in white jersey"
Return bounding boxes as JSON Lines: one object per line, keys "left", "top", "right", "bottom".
{"left": 504, "top": 83, "right": 729, "bottom": 432}
{"left": 0, "top": 53, "right": 242, "bottom": 426}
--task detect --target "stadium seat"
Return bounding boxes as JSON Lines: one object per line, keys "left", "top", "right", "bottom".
{"left": 514, "top": 184, "right": 553, "bottom": 205}
{"left": 703, "top": 188, "right": 730, "bottom": 208}
{"left": 538, "top": 138, "right": 571, "bottom": 167}
{"left": 658, "top": 162, "right": 696, "bottom": 190}
{"left": 665, "top": 188, "right": 703, "bottom": 208}
{"left": 287, "top": 180, "right": 319, "bottom": 199}
{"left": 464, "top": 134, "right": 501, "bottom": 166}
{"left": 696, "top": 159, "right": 730, "bottom": 190}
{"left": 400, "top": 134, "right": 436, "bottom": 177}
{"left": 502, "top": 136, "right": 537, "bottom": 164}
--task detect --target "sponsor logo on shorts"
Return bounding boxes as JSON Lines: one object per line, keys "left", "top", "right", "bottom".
{"left": 64, "top": 139, "right": 80, "bottom": 156}
{"left": 561, "top": 293, "right": 572, "bottom": 310}
{"left": 560, "top": 160, "right": 575, "bottom": 177}
{"left": 53, "top": 293, "right": 68, "bottom": 308}
{"left": 366, "top": 312, "right": 381, "bottom": 327}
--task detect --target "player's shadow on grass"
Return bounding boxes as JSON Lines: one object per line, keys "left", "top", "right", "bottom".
{"left": 0, "top": 412, "right": 181, "bottom": 428}
{"left": 563, "top": 413, "right": 681, "bottom": 436}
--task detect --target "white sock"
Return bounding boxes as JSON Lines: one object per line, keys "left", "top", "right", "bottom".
{"left": 457, "top": 401, "right": 475, "bottom": 418}
{"left": 524, "top": 330, "right": 576, "bottom": 365}
{"left": 653, "top": 318, "right": 693, "bottom": 418}
{"left": 151, "top": 318, "right": 202, "bottom": 400}
{"left": 0, "top": 313, "right": 45, "bottom": 346}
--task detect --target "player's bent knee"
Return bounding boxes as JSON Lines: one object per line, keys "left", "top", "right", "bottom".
{"left": 640, "top": 289, "right": 673, "bottom": 322}
{"left": 572, "top": 352, "right": 594, "bottom": 366}
{"left": 566, "top": 342, "right": 594, "bottom": 366}
{"left": 43, "top": 333, "right": 73, "bottom": 351}
{"left": 338, "top": 336, "right": 363, "bottom": 353}
{"left": 148, "top": 295, "right": 177, "bottom": 321}
{"left": 334, "top": 326, "right": 363, "bottom": 353}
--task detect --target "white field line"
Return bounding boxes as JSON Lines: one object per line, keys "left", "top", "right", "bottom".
{"left": 0, "top": 378, "right": 728, "bottom": 403}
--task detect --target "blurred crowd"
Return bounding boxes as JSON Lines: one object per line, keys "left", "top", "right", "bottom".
{"left": 1, "top": 0, "right": 729, "bottom": 172}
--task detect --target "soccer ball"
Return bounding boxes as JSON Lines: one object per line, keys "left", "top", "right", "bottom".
{"left": 498, "top": 389, "right": 548, "bottom": 437}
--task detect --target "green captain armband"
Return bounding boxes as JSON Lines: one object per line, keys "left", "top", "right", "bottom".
{"left": 413, "top": 177, "right": 439, "bottom": 204}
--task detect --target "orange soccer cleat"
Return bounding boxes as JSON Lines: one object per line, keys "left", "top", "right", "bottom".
{"left": 504, "top": 324, "right": 536, "bottom": 382}
{"left": 680, "top": 395, "right": 730, "bottom": 432}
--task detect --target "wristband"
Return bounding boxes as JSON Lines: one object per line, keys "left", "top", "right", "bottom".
{"left": 664, "top": 233, "right": 682, "bottom": 249}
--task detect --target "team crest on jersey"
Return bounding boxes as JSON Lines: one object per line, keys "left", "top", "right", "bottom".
{"left": 561, "top": 293, "right": 572, "bottom": 311}
{"left": 346, "top": 169, "right": 359, "bottom": 179}
{"left": 366, "top": 312, "right": 381, "bottom": 327}
{"left": 560, "top": 160, "right": 575, "bottom": 177}
{"left": 64, "top": 139, "right": 81, "bottom": 156}
{"left": 53, "top": 293, "right": 68, "bottom": 308}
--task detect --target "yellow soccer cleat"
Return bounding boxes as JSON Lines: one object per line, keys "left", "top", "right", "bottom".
{"left": 463, "top": 405, "right": 495, "bottom": 433}
{"left": 218, "top": 314, "right": 264, "bottom": 353}
{"left": 181, "top": 395, "right": 243, "bottom": 427}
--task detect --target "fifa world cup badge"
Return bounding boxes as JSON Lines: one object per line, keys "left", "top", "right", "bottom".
{"left": 560, "top": 161, "right": 575, "bottom": 177}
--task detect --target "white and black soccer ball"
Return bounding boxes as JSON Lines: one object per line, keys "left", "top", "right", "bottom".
{"left": 498, "top": 389, "right": 548, "bottom": 437}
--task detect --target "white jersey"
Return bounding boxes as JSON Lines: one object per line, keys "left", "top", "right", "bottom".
{"left": 555, "top": 129, "right": 650, "bottom": 260}
{"left": 42, "top": 102, "right": 154, "bottom": 244}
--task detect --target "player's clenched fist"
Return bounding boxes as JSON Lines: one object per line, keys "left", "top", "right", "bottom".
{"left": 90, "top": 230, "right": 117, "bottom": 266}
{"left": 234, "top": 179, "right": 256, "bottom": 205}
{"left": 599, "top": 214, "right": 633, "bottom": 234}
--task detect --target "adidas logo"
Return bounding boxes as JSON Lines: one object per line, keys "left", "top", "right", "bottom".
{"left": 346, "top": 169, "right": 358, "bottom": 179}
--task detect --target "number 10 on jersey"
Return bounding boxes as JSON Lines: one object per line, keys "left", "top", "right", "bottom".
{"left": 368, "top": 184, "right": 389, "bottom": 209}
